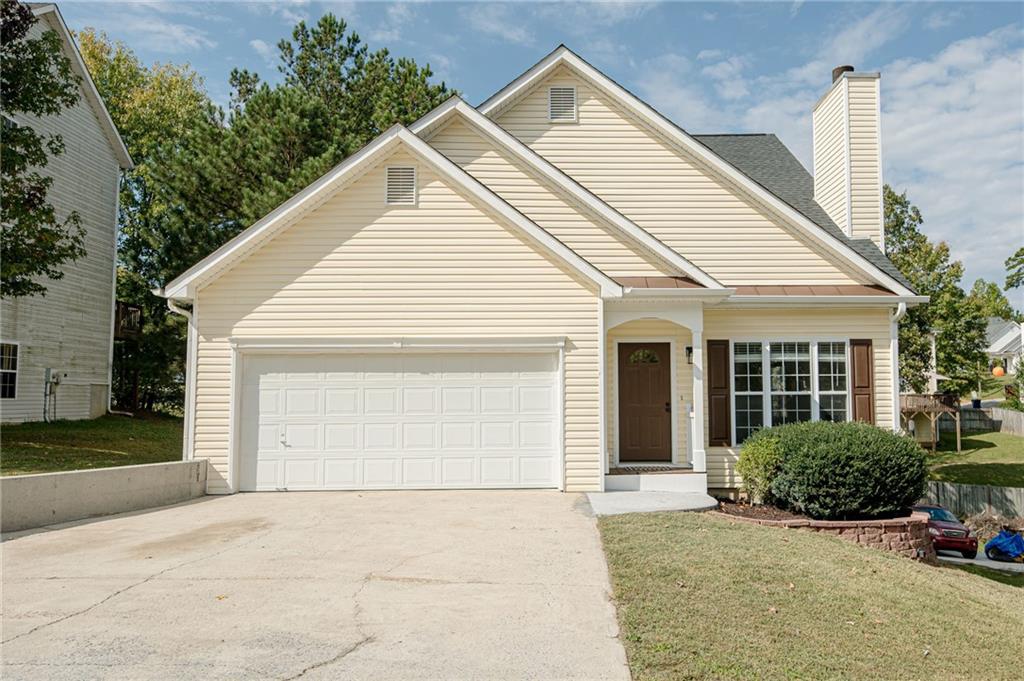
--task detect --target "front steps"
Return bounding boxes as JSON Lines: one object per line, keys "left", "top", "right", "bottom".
{"left": 604, "top": 465, "right": 708, "bottom": 493}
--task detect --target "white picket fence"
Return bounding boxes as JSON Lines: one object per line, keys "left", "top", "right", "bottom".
{"left": 923, "top": 481, "right": 1024, "bottom": 518}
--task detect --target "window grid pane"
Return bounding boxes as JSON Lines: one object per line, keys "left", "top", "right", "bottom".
{"left": 770, "top": 342, "right": 812, "bottom": 425}
{"left": 817, "top": 341, "right": 847, "bottom": 423}
{"left": 0, "top": 343, "right": 16, "bottom": 399}
{"left": 733, "top": 342, "right": 763, "bottom": 443}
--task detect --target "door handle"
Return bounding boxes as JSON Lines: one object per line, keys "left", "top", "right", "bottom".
{"left": 665, "top": 402, "right": 671, "bottom": 413}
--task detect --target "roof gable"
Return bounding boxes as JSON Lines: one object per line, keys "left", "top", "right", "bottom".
{"left": 159, "top": 126, "right": 622, "bottom": 300}
{"left": 411, "top": 98, "right": 723, "bottom": 289}
{"left": 479, "top": 46, "right": 913, "bottom": 296}
{"left": 30, "top": 4, "right": 132, "bottom": 169}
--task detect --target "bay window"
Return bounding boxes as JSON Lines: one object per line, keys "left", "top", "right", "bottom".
{"left": 732, "top": 340, "right": 850, "bottom": 445}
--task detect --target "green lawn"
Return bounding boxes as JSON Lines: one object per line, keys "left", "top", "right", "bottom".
{"left": 1, "top": 414, "right": 183, "bottom": 476}
{"left": 599, "top": 511, "right": 1024, "bottom": 681}
{"left": 927, "top": 431, "right": 1024, "bottom": 487}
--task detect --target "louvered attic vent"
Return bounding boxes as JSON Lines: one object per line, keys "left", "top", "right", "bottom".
{"left": 386, "top": 166, "right": 416, "bottom": 205}
{"left": 548, "top": 86, "right": 577, "bottom": 122}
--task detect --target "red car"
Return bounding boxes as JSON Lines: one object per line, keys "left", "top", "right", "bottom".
{"left": 913, "top": 505, "right": 978, "bottom": 559}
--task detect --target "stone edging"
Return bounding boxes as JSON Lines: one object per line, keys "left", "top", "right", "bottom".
{"left": 707, "top": 509, "right": 936, "bottom": 563}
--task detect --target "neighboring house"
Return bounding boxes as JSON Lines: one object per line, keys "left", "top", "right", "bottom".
{"left": 158, "top": 47, "right": 924, "bottom": 496}
{"left": 1, "top": 4, "right": 133, "bottom": 423}
{"left": 985, "top": 317, "right": 1022, "bottom": 375}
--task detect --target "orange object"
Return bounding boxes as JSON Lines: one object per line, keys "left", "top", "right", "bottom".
{"left": 992, "top": 366, "right": 1006, "bottom": 377}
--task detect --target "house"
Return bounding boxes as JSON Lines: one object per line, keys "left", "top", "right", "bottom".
{"left": 158, "top": 47, "right": 924, "bottom": 496}
{"left": 985, "top": 317, "right": 1022, "bottom": 375}
{"left": 1, "top": 4, "right": 133, "bottom": 423}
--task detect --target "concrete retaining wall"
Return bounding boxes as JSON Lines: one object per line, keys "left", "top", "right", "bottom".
{"left": 708, "top": 510, "right": 935, "bottom": 562}
{"left": 1, "top": 460, "right": 206, "bottom": 533}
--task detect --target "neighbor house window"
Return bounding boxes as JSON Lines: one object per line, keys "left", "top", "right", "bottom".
{"left": 1, "top": 343, "right": 18, "bottom": 399}
{"left": 732, "top": 340, "right": 850, "bottom": 444}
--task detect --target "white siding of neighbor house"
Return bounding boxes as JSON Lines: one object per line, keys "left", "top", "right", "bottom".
{"left": 426, "top": 116, "right": 668, "bottom": 277}
{"left": 812, "top": 79, "right": 849, "bottom": 236}
{"left": 847, "top": 77, "right": 883, "bottom": 247}
{"left": 702, "top": 307, "right": 895, "bottom": 490}
{"left": 0, "top": 22, "right": 119, "bottom": 424}
{"left": 494, "top": 66, "right": 865, "bottom": 286}
{"left": 605, "top": 319, "right": 693, "bottom": 467}
{"left": 192, "top": 147, "right": 603, "bottom": 493}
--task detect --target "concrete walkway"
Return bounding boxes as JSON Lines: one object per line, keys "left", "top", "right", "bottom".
{"left": 2, "top": 491, "right": 629, "bottom": 680}
{"left": 586, "top": 491, "right": 718, "bottom": 516}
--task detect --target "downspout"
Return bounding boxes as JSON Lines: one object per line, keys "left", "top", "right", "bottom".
{"left": 890, "top": 302, "right": 907, "bottom": 431}
{"left": 166, "top": 299, "right": 196, "bottom": 461}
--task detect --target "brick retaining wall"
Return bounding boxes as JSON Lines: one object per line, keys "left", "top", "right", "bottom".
{"left": 708, "top": 510, "right": 936, "bottom": 563}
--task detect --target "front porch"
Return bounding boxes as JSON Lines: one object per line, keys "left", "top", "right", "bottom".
{"left": 603, "top": 300, "right": 709, "bottom": 493}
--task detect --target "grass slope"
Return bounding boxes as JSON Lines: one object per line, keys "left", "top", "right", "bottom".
{"left": 599, "top": 512, "right": 1024, "bottom": 681}
{"left": 928, "top": 431, "right": 1024, "bottom": 487}
{"left": 1, "top": 414, "right": 183, "bottom": 476}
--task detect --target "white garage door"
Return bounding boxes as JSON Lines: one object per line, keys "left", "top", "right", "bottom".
{"left": 239, "top": 353, "right": 560, "bottom": 491}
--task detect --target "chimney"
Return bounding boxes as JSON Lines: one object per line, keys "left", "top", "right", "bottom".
{"left": 812, "top": 65, "right": 883, "bottom": 247}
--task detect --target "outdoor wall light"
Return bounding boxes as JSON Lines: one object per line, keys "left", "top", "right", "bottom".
{"left": 685, "top": 346, "right": 693, "bottom": 364}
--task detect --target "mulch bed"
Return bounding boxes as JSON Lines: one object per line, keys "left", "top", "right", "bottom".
{"left": 715, "top": 500, "right": 807, "bottom": 521}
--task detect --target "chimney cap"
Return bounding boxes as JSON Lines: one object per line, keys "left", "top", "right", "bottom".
{"left": 832, "top": 65, "right": 855, "bottom": 83}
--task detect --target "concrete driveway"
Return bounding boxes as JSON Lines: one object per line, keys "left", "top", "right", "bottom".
{"left": 2, "top": 491, "right": 629, "bottom": 680}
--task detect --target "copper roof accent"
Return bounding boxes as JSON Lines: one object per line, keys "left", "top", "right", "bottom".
{"left": 615, "top": 276, "right": 705, "bottom": 289}
{"left": 733, "top": 284, "right": 894, "bottom": 296}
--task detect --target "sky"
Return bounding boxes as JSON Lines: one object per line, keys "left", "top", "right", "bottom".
{"left": 57, "top": 1, "right": 1024, "bottom": 293}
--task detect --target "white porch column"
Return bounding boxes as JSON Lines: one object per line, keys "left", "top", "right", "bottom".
{"left": 690, "top": 330, "right": 707, "bottom": 473}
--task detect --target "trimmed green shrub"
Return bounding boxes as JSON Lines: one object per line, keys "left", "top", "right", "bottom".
{"left": 767, "top": 421, "right": 927, "bottom": 520}
{"left": 736, "top": 429, "right": 783, "bottom": 505}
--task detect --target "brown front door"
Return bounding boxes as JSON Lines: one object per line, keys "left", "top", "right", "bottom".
{"left": 618, "top": 342, "right": 672, "bottom": 462}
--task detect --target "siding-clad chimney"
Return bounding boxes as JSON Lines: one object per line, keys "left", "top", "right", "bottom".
{"left": 812, "top": 67, "right": 883, "bottom": 247}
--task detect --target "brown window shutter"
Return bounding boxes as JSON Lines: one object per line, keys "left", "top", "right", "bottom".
{"left": 707, "top": 340, "right": 731, "bottom": 446}
{"left": 850, "top": 339, "right": 874, "bottom": 423}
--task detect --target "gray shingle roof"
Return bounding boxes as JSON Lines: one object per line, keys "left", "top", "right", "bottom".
{"left": 692, "top": 133, "right": 914, "bottom": 292}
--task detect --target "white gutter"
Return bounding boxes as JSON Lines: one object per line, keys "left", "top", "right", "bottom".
{"left": 722, "top": 295, "right": 928, "bottom": 308}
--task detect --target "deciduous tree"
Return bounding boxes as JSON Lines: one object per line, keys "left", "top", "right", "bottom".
{"left": 1, "top": 0, "right": 83, "bottom": 297}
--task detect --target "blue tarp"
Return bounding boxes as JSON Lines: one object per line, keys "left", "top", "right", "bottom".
{"left": 985, "top": 530, "right": 1024, "bottom": 562}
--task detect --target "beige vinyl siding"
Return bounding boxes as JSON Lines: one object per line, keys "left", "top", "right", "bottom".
{"left": 847, "top": 77, "right": 883, "bottom": 247}
{"left": 812, "top": 80, "right": 849, "bottom": 235}
{"left": 495, "top": 66, "right": 863, "bottom": 286}
{"left": 605, "top": 320, "right": 692, "bottom": 466}
{"left": 0, "top": 21, "right": 118, "bottom": 423}
{"left": 702, "top": 307, "right": 895, "bottom": 489}
{"left": 193, "top": 148, "right": 603, "bottom": 493}
{"left": 427, "top": 117, "right": 666, "bottom": 277}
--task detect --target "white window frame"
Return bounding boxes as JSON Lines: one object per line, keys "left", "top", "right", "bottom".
{"left": 730, "top": 338, "right": 852, "bottom": 447}
{"left": 547, "top": 85, "right": 578, "bottom": 123}
{"left": 0, "top": 340, "right": 19, "bottom": 400}
{"left": 385, "top": 165, "right": 417, "bottom": 206}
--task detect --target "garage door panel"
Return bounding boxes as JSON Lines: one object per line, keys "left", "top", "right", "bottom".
{"left": 240, "top": 352, "right": 559, "bottom": 491}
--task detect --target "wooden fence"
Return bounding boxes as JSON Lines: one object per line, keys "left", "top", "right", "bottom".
{"left": 987, "top": 407, "right": 1024, "bottom": 436}
{"left": 923, "top": 481, "right": 1024, "bottom": 518}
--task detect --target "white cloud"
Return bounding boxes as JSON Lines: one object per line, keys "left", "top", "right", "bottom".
{"left": 702, "top": 56, "right": 749, "bottom": 100}
{"left": 427, "top": 53, "right": 454, "bottom": 83}
{"left": 370, "top": 2, "right": 416, "bottom": 43}
{"left": 701, "top": 11, "right": 717, "bottom": 22}
{"left": 634, "top": 53, "right": 723, "bottom": 131}
{"left": 247, "top": 1, "right": 312, "bottom": 26}
{"left": 112, "top": 15, "right": 216, "bottom": 53}
{"left": 924, "top": 10, "right": 963, "bottom": 31}
{"left": 249, "top": 38, "right": 276, "bottom": 66}
{"left": 531, "top": 1, "right": 654, "bottom": 35}
{"left": 696, "top": 49, "right": 723, "bottom": 61}
{"left": 460, "top": 4, "right": 534, "bottom": 46}
{"left": 881, "top": 25, "right": 1024, "bottom": 285}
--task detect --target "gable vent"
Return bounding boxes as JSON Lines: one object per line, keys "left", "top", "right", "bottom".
{"left": 386, "top": 166, "right": 416, "bottom": 205}
{"left": 548, "top": 86, "right": 577, "bottom": 122}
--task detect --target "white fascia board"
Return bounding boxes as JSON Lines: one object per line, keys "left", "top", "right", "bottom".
{"left": 32, "top": 5, "right": 133, "bottom": 169}
{"left": 721, "top": 294, "right": 928, "bottom": 308}
{"left": 160, "top": 126, "right": 406, "bottom": 299}
{"left": 229, "top": 336, "right": 568, "bottom": 352}
{"left": 411, "top": 99, "right": 724, "bottom": 290}
{"left": 161, "top": 126, "right": 622, "bottom": 300}
{"left": 479, "top": 46, "right": 915, "bottom": 297}
{"left": 621, "top": 287, "right": 734, "bottom": 300}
